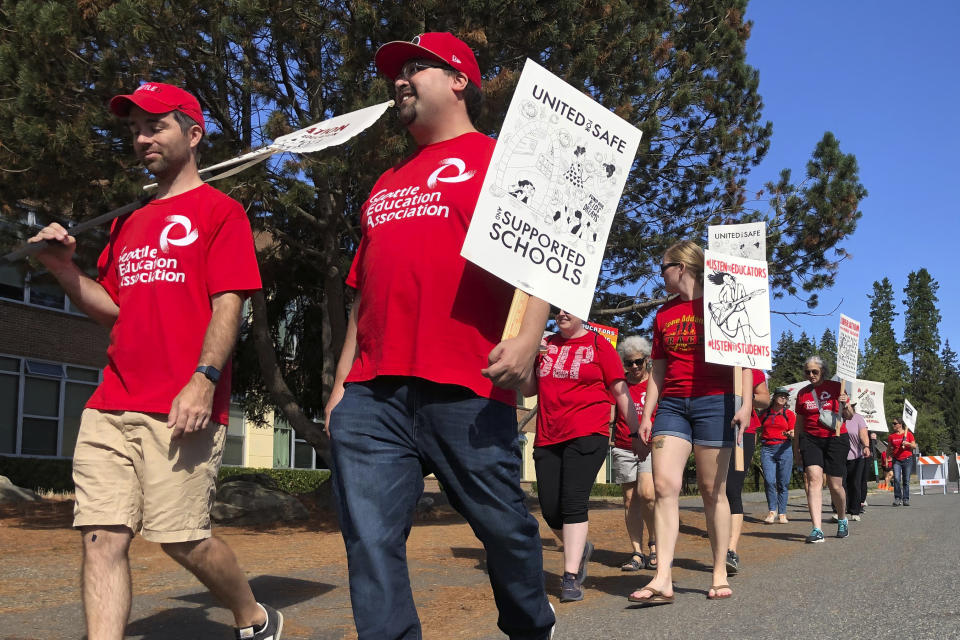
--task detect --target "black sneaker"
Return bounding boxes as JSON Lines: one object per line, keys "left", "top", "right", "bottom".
{"left": 903, "top": 500, "right": 910, "bottom": 506}
{"left": 725, "top": 549, "right": 740, "bottom": 574}
{"left": 836, "top": 519, "right": 849, "bottom": 539}
{"left": 892, "top": 499, "right": 901, "bottom": 506}
{"left": 236, "top": 603, "right": 283, "bottom": 640}
{"left": 560, "top": 572, "right": 583, "bottom": 602}
{"left": 577, "top": 540, "right": 594, "bottom": 584}
{"left": 805, "top": 528, "right": 825, "bottom": 544}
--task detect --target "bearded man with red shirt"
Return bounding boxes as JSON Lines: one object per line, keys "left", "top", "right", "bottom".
{"left": 28, "top": 83, "right": 281, "bottom": 640}
{"left": 324, "top": 33, "right": 555, "bottom": 640}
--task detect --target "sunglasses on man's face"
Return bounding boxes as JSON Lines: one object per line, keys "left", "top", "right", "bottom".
{"left": 398, "top": 60, "right": 453, "bottom": 80}
{"left": 624, "top": 358, "right": 645, "bottom": 368}
{"left": 804, "top": 369, "right": 821, "bottom": 375}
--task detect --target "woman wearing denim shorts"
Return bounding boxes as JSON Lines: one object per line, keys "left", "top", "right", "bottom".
{"left": 627, "top": 240, "right": 753, "bottom": 605}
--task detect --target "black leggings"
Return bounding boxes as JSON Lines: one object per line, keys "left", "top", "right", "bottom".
{"left": 845, "top": 458, "right": 864, "bottom": 515}
{"left": 533, "top": 435, "right": 609, "bottom": 530}
{"left": 726, "top": 431, "right": 756, "bottom": 515}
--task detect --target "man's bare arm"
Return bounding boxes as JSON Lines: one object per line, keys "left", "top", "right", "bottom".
{"left": 324, "top": 295, "right": 360, "bottom": 436}
{"left": 482, "top": 296, "right": 550, "bottom": 389}
{"left": 167, "top": 291, "right": 244, "bottom": 439}
{"left": 28, "top": 223, "right": 119, "bottom": 327}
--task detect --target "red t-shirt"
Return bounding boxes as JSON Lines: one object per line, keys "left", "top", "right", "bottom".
{"left": 345, "top": 133, "right": 515, "bottom": 405}
{"left": 614, "top": 380, "right": 650, "bottom": 450}
{"left": 744, "top": 368, "right": 766, "bottom": 434}
{"left": 87, "top": 184, "right": 262, "bottom": 425}
{"left": 880, "top": 450, "right": 892, "bottom": 469}
{"left": 759, "top": 408, "right": 796, "bottom": 444}
{"left": 651, "top": 297, "right": 732, "bottom": 397}
{"left": 795, "top": 380, "right": 846, "bottom": 438}
{"left": 888, "top": 430, "right": 916, "bottom": 461}
{"left": 535, "top": 331, "right": 625, "bottom": 447}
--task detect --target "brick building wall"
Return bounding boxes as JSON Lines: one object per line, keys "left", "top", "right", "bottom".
{"left": 0, "top": 299, "right": 108, "bottom": 367}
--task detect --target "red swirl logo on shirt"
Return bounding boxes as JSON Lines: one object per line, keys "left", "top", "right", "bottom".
{"left": 159, "top": 215, "right": 199, "bottom": 253}
{"left": 426, "top": 158, "right": 476, "bottom": 189}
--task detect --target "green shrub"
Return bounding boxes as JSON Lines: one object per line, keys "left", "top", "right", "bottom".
{"left": 0, "top": 457, "right": 331, "bottom": 496}
{"left": 0, "top": 456, "right": 74, "bottom": 492}
{"left": 218, "top": 467, "right": 330, "bottom": 495}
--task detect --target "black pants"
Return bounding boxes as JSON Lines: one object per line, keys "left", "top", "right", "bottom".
{"left": 534, "top": 435, "right": 608, "bottom": 530}
{"left": 726, "top": 431, "right": 756, "bottom": 515}
{"left": 845, "top": 458, "right": 864, "bottom": 515}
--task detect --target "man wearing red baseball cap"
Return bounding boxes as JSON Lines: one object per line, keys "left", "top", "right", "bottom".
{"left": 28, "top": 82, "right": 282, "bottom": 639}
{"left": 325, "top": 33, "right": 556, "bottom": 639}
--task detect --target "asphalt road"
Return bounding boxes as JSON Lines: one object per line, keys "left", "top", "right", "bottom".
{"left": 487, "top": 485, "right": 960, "bottom": 640}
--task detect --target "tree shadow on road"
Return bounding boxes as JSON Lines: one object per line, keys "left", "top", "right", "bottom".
{"left": 123, "top": 575, "right": 336, "bottom": 640}
{"left": 744, "top": 530, "right": 807, "bottom": 542}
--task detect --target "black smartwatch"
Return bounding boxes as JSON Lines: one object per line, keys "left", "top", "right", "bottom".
{"left": 195, "top": 365, "right": 221, "bottom": 384}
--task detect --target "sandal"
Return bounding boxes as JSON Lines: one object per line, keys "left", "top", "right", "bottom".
{"left": 707, "top": 584, "right": 733, "bottom": 600}
{"left": 627, "top": 585, "right": 675, "bottom": 605}
{"left": 621, "top": 553, "right": 644, "bottom": 572}
{"left": 645, "top": 550, "right": 658, "bottom": 570}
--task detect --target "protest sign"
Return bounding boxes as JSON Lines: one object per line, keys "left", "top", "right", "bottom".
{"left": 702, "top": 250, "right": 771, "bottom": 370}
{"left": 903, "top": 398, "right": 918, "bottom": 432}
{"left": 852, "top": 379, "right": 887, "bottom": 431}
{"left": 461, "top": 58, "right": 642, "bottom": 319}
{"left": 583, "top": 320, "right": 619, "bottom": 348}
{"left": 708, "top": 222, "right": 766, "bottom": 261}
{"left": 836, "top": 314, "right": 861, "bottom": 381}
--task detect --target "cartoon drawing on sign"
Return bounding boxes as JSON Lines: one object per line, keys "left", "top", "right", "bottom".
{"left": 706, "top": 271, "right": 768, "bottom": 365}
{"left": 487, "top": 98, "right": 622, "bottom": 261}
{"left": 838, "top": 332, "right": 857, "bottom": 372}
{"left": 857, "top": 388, "right": 876, "bottom": 418}
{"left": 508, "top": 179, "right": 536, "bottom": 204}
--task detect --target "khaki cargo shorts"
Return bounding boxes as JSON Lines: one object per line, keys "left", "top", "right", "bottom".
{"left": 72, "top": 409, "right": 225, "bottom": 543}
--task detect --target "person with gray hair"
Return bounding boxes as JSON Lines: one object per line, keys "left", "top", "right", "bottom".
{"left": 612, "top": 336, "right": 657, "bottom": 571}
{"left": 794, "top": 356, "right": 853, "bottom": 543}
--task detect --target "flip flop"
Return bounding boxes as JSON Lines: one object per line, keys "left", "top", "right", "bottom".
{"left": 621, "top": 553, "right": 644, "bottom": 572}
{"left": 627, "top": 586, "right": 675, "bottom": 605}
{"left": 707, "top": 584, "right": 733, "bottom": 600}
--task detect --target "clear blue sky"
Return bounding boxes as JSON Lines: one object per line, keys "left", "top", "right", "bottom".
{"left": 743, "top": 2, "right": 958, "bottom": 364}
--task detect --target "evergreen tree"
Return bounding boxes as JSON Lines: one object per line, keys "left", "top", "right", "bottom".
{"left": 940, "top": 341, "right": 960, "bottom": 451}
{"left": 861, "top": 278, "right": 908, "bottom": 425}
{"left": 0, "top": 1, "right": 867, "bottom": 456}
{"left": 818, "top": 327, "right": 837, "bottom": 377}
{"left": 901, "top": 269, "right": 946, "bottom": 451}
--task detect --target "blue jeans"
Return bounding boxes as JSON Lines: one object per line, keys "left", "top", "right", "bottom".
{"left": 760, "top": 442, "right": 793, "bottom": 514}
{"left": 329, "top": 377, "right": 554, "bottom": 640}
{"left": 893, "top": 456, "right": 913, "bottom": 501}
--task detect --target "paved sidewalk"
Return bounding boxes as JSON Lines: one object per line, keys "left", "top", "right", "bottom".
{"left": 2, "top": 483, "right": 956, "bottom": 639}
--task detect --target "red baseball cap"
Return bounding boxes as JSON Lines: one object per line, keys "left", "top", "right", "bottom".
{"left": 109, "top": 82, "right": 206, "bottom": 133}
{"left": 375, "top": 32, "right": 482, "bottom": 89}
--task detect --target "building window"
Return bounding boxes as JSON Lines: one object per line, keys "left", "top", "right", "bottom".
{"left": 0, "top": 354, "right": 101, "bottom": 458}
{"left": 222, "top": 403, "right": 246, "bottom": 466}
{"left": 272, "top": 413, "right": 323, "bottom": 469}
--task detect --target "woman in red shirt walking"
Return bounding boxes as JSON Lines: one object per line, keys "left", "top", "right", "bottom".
{"left": 522, "top": 310, "right": 643, "bottom": 603}
{"left": 888, "top": 418, "right": 917, "bottom": 505}
{"left": 628, "top": 240, "right": 753, "bottom": 605}
{"left": 759, "top": 387, "right": 796, "bottom": 523}
{"left": 793, "top": 356, "right": 853, "bottom": 542}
